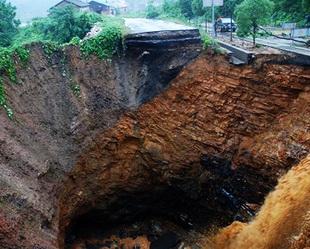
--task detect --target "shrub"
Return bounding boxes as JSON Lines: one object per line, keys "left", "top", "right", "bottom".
{"left": 80, "top": 23, "right": 123, "bottom": 59}
{"left": 0, "top": 45, "right": 30, "bottom": 119}
{"left": 203, "top": 35, "right": 216, "bottom": 48}
{"left": 69, "top": 37, "right": 81, "bottom": 46}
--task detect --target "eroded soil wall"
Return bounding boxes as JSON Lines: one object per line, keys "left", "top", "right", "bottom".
{"left": 59, "top": 54, "right": 310, "bottom": 247}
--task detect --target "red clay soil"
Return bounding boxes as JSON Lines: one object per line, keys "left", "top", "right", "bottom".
{"left": 59, "top": 54, "right": 309, "bottom": 247}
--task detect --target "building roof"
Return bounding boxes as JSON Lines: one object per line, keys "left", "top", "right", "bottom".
{"left": 54, "top": 0, "right": 89, "bottom": 8}
{"left": 89, "top": 0, "right": 111, "bottom": 7}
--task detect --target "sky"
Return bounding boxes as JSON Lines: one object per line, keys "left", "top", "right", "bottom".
{"left": 8, "top": 0, "right": 162, "bottom": 23}
{"left": 9, "top": 0, "right": 60, "bottom": 22}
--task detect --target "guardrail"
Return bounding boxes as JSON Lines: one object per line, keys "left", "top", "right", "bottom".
{"left": 217, "top": 40, "right": 255, "bottom": 65}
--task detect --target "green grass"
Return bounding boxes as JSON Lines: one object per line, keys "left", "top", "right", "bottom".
{"left": 0, "top": 78, "right": 14, "bottom": 119}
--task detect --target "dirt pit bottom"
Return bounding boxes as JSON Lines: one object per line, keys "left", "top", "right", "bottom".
{"left": 64, "top": 178, "right": 258, "bottom": 249}
{"left": 68, "top": 217, "right": 217, "bottom": 249}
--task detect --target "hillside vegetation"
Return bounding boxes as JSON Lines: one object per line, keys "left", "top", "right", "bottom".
{"left": 145, "top": 0, "right": 309, "bottom": 26}
{"left": 0, "top": 0, "right": 125, "bottom": 119}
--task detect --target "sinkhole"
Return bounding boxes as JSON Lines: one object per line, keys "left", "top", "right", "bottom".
{"left": 62, "top": 155, "right": 269, "bottom": 249}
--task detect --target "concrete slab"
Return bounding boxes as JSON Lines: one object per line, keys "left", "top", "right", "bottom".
{"left": 124, "top": 18, "right": 201, "bottom": 49}
{"left": 217, "top": 40, "right": 255, "bottom": 65}
{"left": 124, "top": 18, "right": 197, "bottom": 34}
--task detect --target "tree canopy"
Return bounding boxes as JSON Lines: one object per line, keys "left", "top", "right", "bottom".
{"left": 146, "top": 0, "right": 160, "bottom": 19}
{"left": 303, "top": 0, "right": 310, "bottom": 12}
{"left": 235, "top": 0, "right": 274, "bottom": 45}
{"left": 191, "top": 0, "right": 205, "bottom": 17}
{"left": 44, "top": 6, "right": 102, "bottom": 43}
{"left": 179, "top": 0, "right": 194, "bottom": 19}
{"left": 0, "top": 0, "right": 20, "bottom": 47}
{"left": 273, "top": 0, "right": 308, "bottom": 24}
{"left": 13, "top": 6, "right": 103, "bottom": 45}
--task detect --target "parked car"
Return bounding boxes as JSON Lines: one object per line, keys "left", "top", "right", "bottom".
{"left": 216, "top": 18, "right": 237, "bottom": 32}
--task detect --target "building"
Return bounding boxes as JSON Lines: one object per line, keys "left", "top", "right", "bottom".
{"left": 50, "top": 0, "right": 90, "bottom": 12}
{"left": 50, "top": 0, "right": 128, "bottom": 15}
{"left": 89, "top": 1, "right": 112, "bottom": 15}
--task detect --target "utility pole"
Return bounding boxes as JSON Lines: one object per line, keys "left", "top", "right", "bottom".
{"left": 203, "top": 0, "right": 223, "bottom": 36}
{"left": 230, "top": 11, "right": 233, "bottom": 41}
{"left": 212, "top": 0, "right": 215, "bottom": 37}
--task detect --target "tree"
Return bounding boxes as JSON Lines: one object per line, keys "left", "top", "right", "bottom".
{"left": 179, "top": 0, "right": 194, "bottom": 19}
{"left": 191, "top": 0, "right": 205, "bottom": 17}
{"left": 235, "top": 0, "right": 274, "bottom": 46}
{"left": 0, "top": 0, "right": 20, "bottom": 47}
{"left": 44, "top": 6, "right": 102, "bottom": 43}
{"left": 273, "top": 0, "right": 305, "bottom": 24}
{"left": 221, "top": 0, "right": 243, "bottom": 17}
{"left": 302, "top": 0, "right": 310, "bottom": 12}
{"left": 161, "top": 0, "right": 182, "bottom": 18}
{"left": 146, "top": 0, "right": 160, "bottom": 19}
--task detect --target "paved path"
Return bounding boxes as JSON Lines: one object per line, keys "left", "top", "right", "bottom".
{"left": 124, "top": 18, "right": 196, "bottom": 34}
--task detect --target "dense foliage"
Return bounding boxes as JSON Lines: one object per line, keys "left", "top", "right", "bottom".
{"left": 191, "top": 0, "right": 205, "bottom": 17}
{"left": 13, "top": 6, "right": 103, "bottom": 45}
{"left": 0, "top": 4, "right": 125, "bottom": 119}
{"left": 0, "top": 0, "right": 20, "bottom": 47}
{"left": 161, "top": 0, "right": 182, "bottom": 18}
{"left": 179, "top": 0, "right": 194, "bottom": 19}
{"left": 273, "top": 0, "right": 309, "bottom": 25}
{"left": 154, "top": 0, "right": 309, "bottom": 26}
{"left": 235, "top": 0, "right": 274, "bottom": 44}
{"left": 146, "top": 0, "right": 160, "bottom": 19}
{"left": 220, "top": 0, "right": 243, "bottom": 17}
{"left": 47, "top": 7, "right": 102, "bottom": 43}
{"left": 80, "top": 19, "right": 124, "bottom": 59}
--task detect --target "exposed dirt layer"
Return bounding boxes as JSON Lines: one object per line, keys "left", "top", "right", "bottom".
{"left": 59, "top": 54, "right": 309, "bottom": 248}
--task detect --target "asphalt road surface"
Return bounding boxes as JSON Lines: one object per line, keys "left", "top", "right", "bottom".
{"left": 254, "top": 37, "right": 310, "bottom": 57}
{"left": 218, "top": 32, "right": 310, "bottom": 57}
{"left": 124, "top": 18, "right": 196, "bottom": 34}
